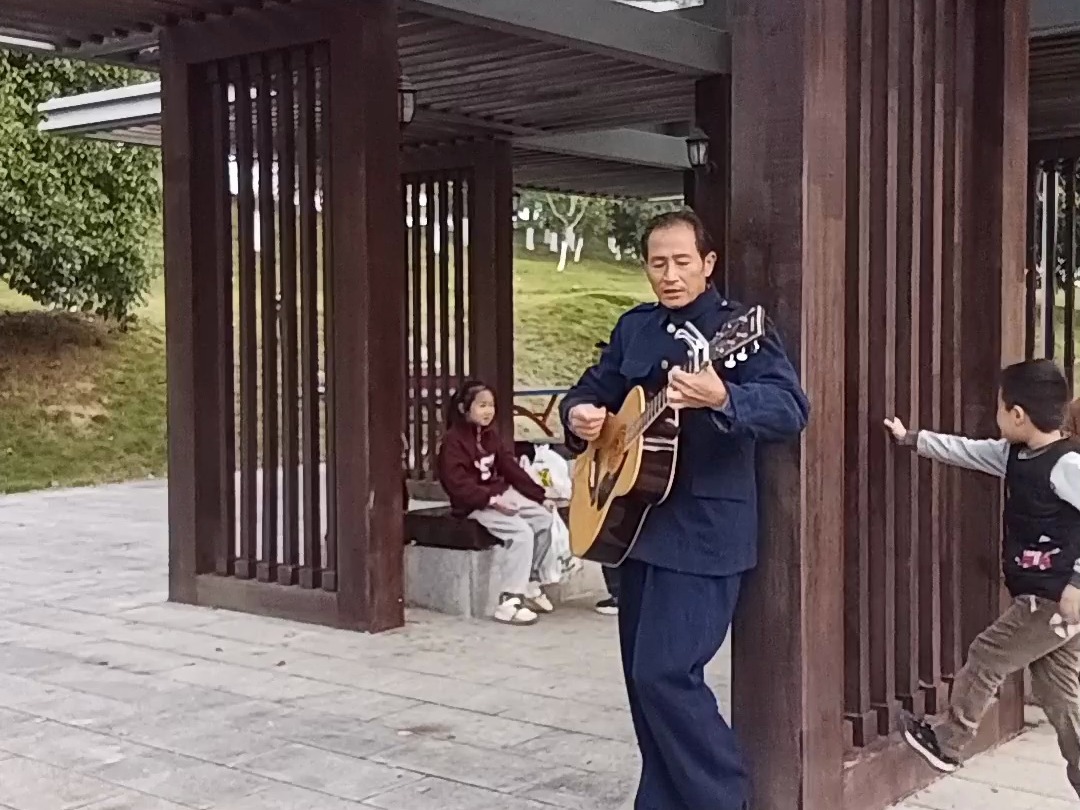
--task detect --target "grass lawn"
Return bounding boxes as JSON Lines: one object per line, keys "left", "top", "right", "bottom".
{"left": 0, "top": 250, "right": 651, "bottom": 493}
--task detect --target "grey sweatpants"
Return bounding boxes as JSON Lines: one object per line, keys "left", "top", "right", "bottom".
{"left": 469, "top": 488, "right": 553, "bottom": 595}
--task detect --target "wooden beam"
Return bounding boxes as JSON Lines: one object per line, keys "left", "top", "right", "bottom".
{"left": 403, "top": 0, "right": 729, "bottom": 75}
{"left": 517, "top": 128, "right": 690, "bottom": 170}
{"left": 727, "top": 0, "right": 848, "bottom": 807}
{"left": 1032, "top": 0, "right": 1080, "bottom": 36}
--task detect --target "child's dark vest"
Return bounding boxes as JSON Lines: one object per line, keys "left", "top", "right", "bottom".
{"left": 1004, "top": 439, "right": 1080, "bottom": 600}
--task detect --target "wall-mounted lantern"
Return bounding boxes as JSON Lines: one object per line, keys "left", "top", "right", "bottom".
{"left": 686, "top": 128, "right": 710, "bottom": 169}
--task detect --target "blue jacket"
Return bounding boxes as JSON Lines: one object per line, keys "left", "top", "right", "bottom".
{"left": 560, "top": 286, "right": 809, "bottom": 576}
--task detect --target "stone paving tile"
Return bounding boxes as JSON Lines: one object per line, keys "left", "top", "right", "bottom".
{"left": 376, "top": 702, "right": 551, "bottom": 748}
{"left": 0, "top": 755, "right": 123, "bottom": 810}
{"left": 78, "top": 794, "right": 195, "bottom": 810}
{"left": 362, "top": 775, "right": 552, "bottom": 810}
{"left": 115, "top": 761, "right": 273, "bottom": 809}
{"left": 518, "top": 767, "right": 631, "bottom": 809}
{"left": 515, "top": 729, "right": 641, "bottom": 774}
{"left": 370, "top": 736, "right": 590, "bottom": 795}
{"left": 0, "top": 480, "right": 1072, "bottom": 810}
{"left": 217, "top": 783, "right": 369, "bottom": 809}
{"left": 282, "top": 688, "right": 420, "bottom": 721}
{"left": 234, "top": 742, "right": 422, "bottom": 802}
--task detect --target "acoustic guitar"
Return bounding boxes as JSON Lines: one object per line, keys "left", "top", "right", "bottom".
{"left": 567, "top": 306, "right": 766, "bottom": 565}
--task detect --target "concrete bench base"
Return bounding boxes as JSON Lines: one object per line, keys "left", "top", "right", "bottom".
{"left": 404, "top": 543, "right": 608, "bottom": 618}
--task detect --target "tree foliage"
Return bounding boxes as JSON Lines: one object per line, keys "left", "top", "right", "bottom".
{"left": 607, "top": 198, "right": 681, "bottom": 260}
{"left": 0, "top": 52, "right": 160, "bottom": 322}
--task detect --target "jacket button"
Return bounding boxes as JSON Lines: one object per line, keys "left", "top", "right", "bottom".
{"left": 661, "top": 360, "right": 670, "bottom": 370}
{"left": 666, "top": 323, "right": 676, "bottom": 334}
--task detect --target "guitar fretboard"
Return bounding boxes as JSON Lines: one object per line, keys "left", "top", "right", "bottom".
{"left": 616, "top": 306, "right": 763, "bottom": 452}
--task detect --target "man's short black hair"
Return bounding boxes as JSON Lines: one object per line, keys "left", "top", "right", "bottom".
{"left": 999, "top": 359, "right": 1070, "bottom": 432}
{"left": 640, "top": 209, "right": 714, "bottom": 260}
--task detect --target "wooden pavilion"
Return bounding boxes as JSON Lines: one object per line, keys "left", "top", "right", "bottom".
{"left": 5, "top": 0, "right": 1080, "bottom": 807}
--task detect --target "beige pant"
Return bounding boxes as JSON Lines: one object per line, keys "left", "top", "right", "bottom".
{"left": 935, "top": 595, "right": 1080, "bottom": 788}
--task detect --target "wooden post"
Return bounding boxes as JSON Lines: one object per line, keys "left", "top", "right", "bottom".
{"left": 957, "top": 0, "right": 1029, "bottom": 733}
{"left": 161, "top": 43, "right": 230, "bottom": 605}
{"left": 470, "top": 141, "right": 515, "bottom": 438}
{"left": 727, "top": 0, "right": 849, "bottom": 807}
{"left": 688, "top": 75, "right": 731, "bottom": 287}
{"left": 725, "top": 0, "right": 1030, "bottom": 806}
{"left": 329, "top": 0, "right": 406, "bottom": 632}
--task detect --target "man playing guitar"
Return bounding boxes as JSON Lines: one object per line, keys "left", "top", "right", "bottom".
{"left": 560, "top": 210, "right": 809, "bottom": 810}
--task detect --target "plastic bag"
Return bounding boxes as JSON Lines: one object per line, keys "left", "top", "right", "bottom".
{"left": 519, "top": 446, "right": 577, "bottom": 583}
{"left": 520, "top": 444, "right": 572, "bottom": 501}
{"left": 534, "top": 506, "right": 577, "bottom": 585}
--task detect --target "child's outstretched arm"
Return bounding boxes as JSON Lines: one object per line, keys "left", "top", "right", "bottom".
{"left": 883, "top": 417, "right": 1008, "bottom": 477}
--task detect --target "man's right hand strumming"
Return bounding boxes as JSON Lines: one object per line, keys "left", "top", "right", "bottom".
{"left": 569, "top": 403, "right": 608, "bottom": 441}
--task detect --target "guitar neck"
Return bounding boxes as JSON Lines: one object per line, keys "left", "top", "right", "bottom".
{"left": 626, "top": 357, "right": 715, "bottom": 443}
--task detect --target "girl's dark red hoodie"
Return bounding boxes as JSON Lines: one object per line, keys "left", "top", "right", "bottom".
{"left": 437, "top": 422, "right": 546, "bottom": 516}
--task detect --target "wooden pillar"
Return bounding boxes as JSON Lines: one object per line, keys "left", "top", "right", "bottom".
{"left": 957, "top": 0, "right": 1029, "bottom": 732}
{"left": 726, "top": 0, "right": 1029, "bottom": 807}
{"left": 330, "top": 0, "right": 405, "bottom": 632}
{"left": 727, "top": 0, "right": 849, "bottom": 807}
{"left": 470, "top": 140, "right": 515, "bottom": 438}
{"left": 686, "top": 75, "right": 731, "bottom": 285}
{"left": 161, "top": 31, "right": 231, "bottom": 605}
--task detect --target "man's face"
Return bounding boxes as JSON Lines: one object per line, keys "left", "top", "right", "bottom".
{"left": 643, "top": 222, "right": 717, "bottom": 309}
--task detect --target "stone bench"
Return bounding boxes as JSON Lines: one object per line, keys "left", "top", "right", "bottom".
{"left": 403, "top": 500, "right": 605, "bottom": 618}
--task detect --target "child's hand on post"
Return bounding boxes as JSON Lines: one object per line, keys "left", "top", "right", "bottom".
{"left": 883, "top": 417, "right": 908, "bottom": 443}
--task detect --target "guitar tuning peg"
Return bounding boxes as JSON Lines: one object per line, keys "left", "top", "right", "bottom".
{"left": 736, "top": 350, "right": 748, "bottom": 362}
{"left": 724, "top": 356, "right": 737, "bottom": 369}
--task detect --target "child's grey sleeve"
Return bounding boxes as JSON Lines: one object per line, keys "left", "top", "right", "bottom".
{"left": 1049, "top": 452, "right": 1080, "bottom": 588}
{"left": 912, "top": 431, "right": 1009, "bottom": 477}
{"left": 1050, "top": 453, "right": 1080, "bottom": 513}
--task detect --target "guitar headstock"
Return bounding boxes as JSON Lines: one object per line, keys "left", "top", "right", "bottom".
{"left": 709, "top": 305, "right": 765, "bottom": 369}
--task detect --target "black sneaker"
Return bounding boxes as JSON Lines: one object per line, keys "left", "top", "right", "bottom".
{"left": 594, "top": 597, "right": 618, "bottom": 616}
{"left": 901, "top": 712, "right": 959, "bottom": 773}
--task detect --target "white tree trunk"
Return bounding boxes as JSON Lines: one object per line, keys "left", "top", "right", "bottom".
{"left": 557, "top": 239, "right": 571, "bottom": 272}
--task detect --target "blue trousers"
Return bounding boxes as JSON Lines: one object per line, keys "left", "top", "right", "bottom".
{"left": 618, "top": 558, "right": 748, "bottom": 810}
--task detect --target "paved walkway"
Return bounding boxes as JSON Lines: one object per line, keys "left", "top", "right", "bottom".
{"left": 0, "top": 482, "right": 1073, "bottom": 809}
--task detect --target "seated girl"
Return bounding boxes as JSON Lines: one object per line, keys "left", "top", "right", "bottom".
{"left": 437, "top": 380, "right": 555, "bottom": 626}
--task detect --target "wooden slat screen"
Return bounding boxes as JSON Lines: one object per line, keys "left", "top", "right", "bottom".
{"left": 403, "top": 170, "right": 473, "bottom": 482}
{"left": 1027, "top": 152, "right": 1080, "bottom": 391}
{"left": 201, "top": 43, "right": 337, "bottom": 593}
{"left": 843, "top": 0, "right": 971, "bottom": 750}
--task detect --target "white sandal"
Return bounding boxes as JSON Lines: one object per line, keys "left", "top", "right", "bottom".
{"left": 524, "top": 583, "right": 554, "bottom": 614}
{"left": 493, "top": 594, "right": 538, "bottom": 626}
